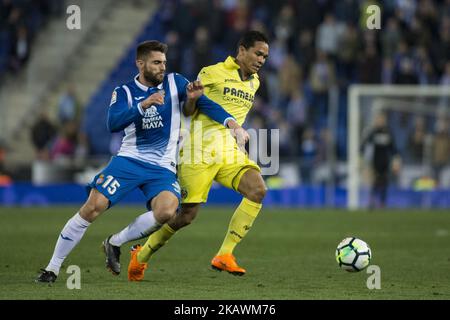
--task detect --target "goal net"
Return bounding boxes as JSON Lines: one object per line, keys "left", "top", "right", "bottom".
{"left": 348, "top": 85, "right": 450, "bottom": 210}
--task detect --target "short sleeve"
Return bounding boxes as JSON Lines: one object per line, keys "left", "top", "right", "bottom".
{"left": 197, "top": 67, "right": 214, "bottom": 87}
{"left": 173, "top": 73, "right": 190, "bottom": 102}
{"left": 109, "top": 87, "right": 128, "bottom": 108}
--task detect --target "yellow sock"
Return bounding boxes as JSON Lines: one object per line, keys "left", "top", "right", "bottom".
{"left": 217, "top": 198, "right": 262, "bottom": 256}
{"left": 137, "top": 224, "right": 175, "bottom": 263}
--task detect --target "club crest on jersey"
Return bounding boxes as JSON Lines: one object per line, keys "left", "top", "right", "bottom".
{"left": 110, "top": 90, "right": 117, "bottom": 106}
{"left": 96, "top": 174, "right": 105, "bottom": 185}
{"left": 181, "top": 187, "right": 188, "bottom": 199}
{"left": 142, "top": 105, "right": 163, "bottom": 129}
{"left": 144, "top": 105, "right": 158, "bottom": 117}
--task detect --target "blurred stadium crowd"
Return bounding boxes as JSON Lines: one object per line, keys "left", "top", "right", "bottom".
{"left": 1, "top": 0, "right": 449, "bottom": 188}
{"left": 157, "top": 0, "right": 450, "bottom": 186}
{"left": 0, "top": 0, "right": 64, "bottom": 77}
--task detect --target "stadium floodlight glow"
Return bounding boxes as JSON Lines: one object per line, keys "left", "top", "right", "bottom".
{"left": 347, "top": 84, "right": 450, "bottom": 210}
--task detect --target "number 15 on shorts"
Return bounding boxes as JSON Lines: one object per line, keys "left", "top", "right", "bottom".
{"left": 102, "top": 175, "right": 120, "bottom": 195}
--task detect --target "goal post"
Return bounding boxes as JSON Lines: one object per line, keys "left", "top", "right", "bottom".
{"left": 347, "top": 85, "right": 450, "bottom": 210}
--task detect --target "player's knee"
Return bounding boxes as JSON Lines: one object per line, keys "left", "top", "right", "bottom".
{"left": 169, "top": 214, "right": 192, "bottom": 230}
{"left": 171, "top": 205, "right": 198, "bottom": 229}
{"left": 152, "top": 192, "right": 179, "bottom": 223}
{"left": 154, "top": 205, "right": 177, "bottom": 224}
{"left": 158, "top": 211, "right": 176, "bottom": 223}
{"left": 79, "top": 201, "right": 105, "bottom": 222}
{"left": 180, "top": 211, "right": 196, "bottom": 227}
{"left": 79, "top": 189, "right": 109, "bottom": 222}
{"left": 247, "top": 184, "right": 266, "bottom": 203}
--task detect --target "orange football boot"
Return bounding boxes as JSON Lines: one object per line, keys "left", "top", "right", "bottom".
{"left": 127, "top": 244, "right": 148, "bottom": 281}
{"left": 211, "top": 253, "right": 246, "bottom": 276}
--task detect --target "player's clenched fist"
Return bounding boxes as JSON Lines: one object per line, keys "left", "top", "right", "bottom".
{"left": 141, "top": 91, "right": 165, "bottom": 109}
{"left": 186, "top": 80, "right": 204, "bottom": 100}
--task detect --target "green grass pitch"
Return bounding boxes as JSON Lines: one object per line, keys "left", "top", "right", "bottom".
{"left": 0, "top": 206, "right": 449, "bottom": 299}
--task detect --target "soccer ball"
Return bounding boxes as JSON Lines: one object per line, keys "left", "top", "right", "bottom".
{"left": 335, "top": 237, "right": 372, "bottom": 272}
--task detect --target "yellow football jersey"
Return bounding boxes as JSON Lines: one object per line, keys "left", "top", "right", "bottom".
{"left": 184, "top": 56, "right": 260, "bottom": 158}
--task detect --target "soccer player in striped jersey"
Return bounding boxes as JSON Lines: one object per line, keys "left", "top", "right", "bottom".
{"left": 36, "top": 40, "right": 248, "bottom": 283}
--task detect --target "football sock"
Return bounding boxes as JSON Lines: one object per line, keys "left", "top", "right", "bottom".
{"left": 109, "top": 210, "right": 161, "bottom": 247}
{"left": 45, "top": 212, "right": 91, "bottom": 275}
{"left": 217, "top": 198, "right": 262, "bottom": 256}
{"left": 137, "top": 224, "right": 176, "bottom": 263}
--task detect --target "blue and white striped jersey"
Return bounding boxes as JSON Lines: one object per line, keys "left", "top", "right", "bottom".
{"left": 107, "top": 73, "right": 233, "bottom": 173}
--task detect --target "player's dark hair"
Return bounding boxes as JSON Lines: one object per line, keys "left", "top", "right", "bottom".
{"left": 136, "top": 40, "right": 168, "bottom": 60}
{"left": 237, "top": 30, "right": 269, "bottom": 50}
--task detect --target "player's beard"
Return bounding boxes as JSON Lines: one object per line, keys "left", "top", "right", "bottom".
{"left": 143, "top": 69, "right": 164, "bottom": 86}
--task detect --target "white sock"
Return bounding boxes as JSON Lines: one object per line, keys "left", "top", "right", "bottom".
{"left": 109, "top": 210, "right": 161, "bottom": 247}
{"left": 45, "top": 212, "right": 91, "bottom": 275}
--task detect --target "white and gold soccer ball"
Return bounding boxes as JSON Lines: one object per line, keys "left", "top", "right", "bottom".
{"left": 335, "top": 237, "right": 372, "bottom": 272}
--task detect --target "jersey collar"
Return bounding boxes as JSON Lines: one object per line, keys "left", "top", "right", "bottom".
{"left": 223, "top": 56, "right": 258, "bottom": 80}
{"left": 224, "top": 56, "right": 240, "bottom": 70}
{"left": 134, "top": 74, "right": 164, "bottom": 92}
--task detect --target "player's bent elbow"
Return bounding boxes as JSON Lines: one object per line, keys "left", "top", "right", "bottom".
{"left": 107, "top": 120, "right": 121, "bottom": 133}
{"left": 182, "top": 107, "right": 195, "bottom": 117}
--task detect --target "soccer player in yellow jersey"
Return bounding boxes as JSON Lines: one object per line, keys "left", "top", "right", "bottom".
{"left": 105, "top": 31, "right": 269, "bottom": 280}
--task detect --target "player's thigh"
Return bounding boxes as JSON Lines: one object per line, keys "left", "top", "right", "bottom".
{"left": 140, "top": 171, "right": 181, "bottom": 211}
{"left": 178, "top": 163, "right": 219, "bottom": 203}
{"left": 215, "top": 154, "right": 261, "bottom": 191}
{"left": 87, "top": 156, "right": 142, "bottom": 208}
{"left": 80, "top": 188, "right": 109, "bottom": 221}
{"left": 237, "top": 168, "right": 266, "bottom": 196}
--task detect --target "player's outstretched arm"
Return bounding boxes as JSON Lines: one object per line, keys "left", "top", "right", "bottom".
{"left": 177, "top": 73, "right": 237, "bottom": 129}
{"left": 194, "top": 94, "right": 236, "bottom": 127}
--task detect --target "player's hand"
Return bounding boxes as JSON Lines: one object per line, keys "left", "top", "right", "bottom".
{"left": 231, "top": 127, "right": 250, "bottom": 154}
{"left": 186, "top": 80, "right": 204, "bottom": 100}
{"left": 392, "top": 156, "right": 402, "bottom": 175}
{"left": 141, "top": 91, "right": 165, "bottom": 109}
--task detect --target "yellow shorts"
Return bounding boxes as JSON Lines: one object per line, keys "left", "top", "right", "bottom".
{"left": 178, "top": 150, "right": 260, "bottom": 203}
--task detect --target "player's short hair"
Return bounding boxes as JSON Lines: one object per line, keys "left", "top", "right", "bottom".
{"left": 237, "top": 30, "right": 269, "bottom": 50}
{"left": 136, "top": 40, "right": 168, "bottom": 60}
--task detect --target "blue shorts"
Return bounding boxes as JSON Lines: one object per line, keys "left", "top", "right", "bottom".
{"left": 87, "top": 156, "right": 181, "bottom": 209}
